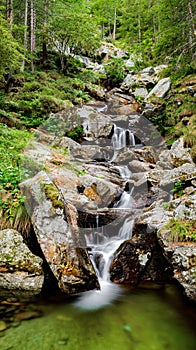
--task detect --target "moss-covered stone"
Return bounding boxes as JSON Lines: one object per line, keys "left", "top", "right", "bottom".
{"left": 44, "top": 183, "right": 64, "bottom": 209}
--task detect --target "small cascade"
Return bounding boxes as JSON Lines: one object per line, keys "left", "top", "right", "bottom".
{"left": 111, "top": 125, "right": 135, "bottom": 150}
{"left": 75, "top": 218, "right": 134, "bottom": 310}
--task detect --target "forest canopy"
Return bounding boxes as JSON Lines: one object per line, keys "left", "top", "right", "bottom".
{"left": 0, "top": 0, "right": 195, "bottom": 77}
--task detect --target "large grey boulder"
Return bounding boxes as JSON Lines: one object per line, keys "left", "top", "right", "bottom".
{"left": 77, "top": 174, "right": 119, "bottom": 208}
{"left": 121, "top": 73, "right": 155, "bottom": 89}
{"left": 170, "top": 138, "right": 194, "bottom": 167}
{"left": 0, "top": 229, "right": 44, "bottom": 299}
{"left": 20, "top": 171, "right": 98, "bottom": 295}
{"left": 146, "top": 77, "right": 171, "bottom": 99}
{"left": 77, "top": 106, "right": 112, "bottom": 139}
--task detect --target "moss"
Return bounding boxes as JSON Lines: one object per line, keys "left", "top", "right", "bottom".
{"left": 44, "top": 183, "right": 64, "bottom": 209}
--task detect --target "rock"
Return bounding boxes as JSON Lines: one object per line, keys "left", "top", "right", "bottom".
{"left": 77, "top": 174, "right": 119, "bottom": 208}
{"left": 135, "top": 200, "right": 173, "bottom": 232}
{"left": 129, "top": 159, "right": 151, "bottom": 173}
{"left": 173, "top": 194, "right": 196, "bottom": 222}
{"left": 170, "top": 138, "right": 194, "bottom": 167}
{"left": 77, "top": 106, "right": 112, "bottom": 139}
{"left": 148, "top": 163, "right": 196, "bottom": 188}
{"left": 20, "top": 171, "right": 98, "bottom": 295}
{"left": 0, "top": 229, "right": 44, "bottom": 298}
{"left": 14, "top": 310, "right": 42, "bottom": 321}
{"left": 110, "top": 224, "right": 173, "bottom": 285}
{"left": 146, "top": 77, "right": 171, "bottom": 99}
{"left": 133, "top": 87, "right": 148, "bottom": 99}
{"left": 74, "top": 144, "right": 104, "bottom": 161}
{"left": 153, "top": 65, "right": 168, "bottom": 75}
{"left": 114, "top": 103, "right": 141, "bottom": 115}
{"left": 85, "top": 84, "right": 106, "bottom": 100}
{"left": 121, "top": 73, "right": 155, "bottom": 90}
{"left": 0, "top": 320, "right": 7, "bottom": 332}
{"left": 125, "top": 58, "right": 135, "bottom": 67}
{"left": 97, "top": 42, "right": 128, "bottom": 60}
{"left": 140, "top": 67, "right": 155, "bottom": 75}
{"left": 170, "top": 243, "right": 196, "bottom": 301}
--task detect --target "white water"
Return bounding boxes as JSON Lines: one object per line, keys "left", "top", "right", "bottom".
{"left": 111, "top": 125, "right": 135, "bottom": 150}
{"left": 74, "top": 123, "right": 135, "bottom": 310}
{"left": 75, "top": 217, "right": 134, "bottom": 310}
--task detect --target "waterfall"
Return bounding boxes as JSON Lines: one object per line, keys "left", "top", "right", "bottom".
{"left": 111, "top": 125, "right": 135, "bottom": 150}
{"left": 74, "top": 122, "right": 135, "bottom": 309}
{"left": 75, "top": 217, "right": 134, "bottom": 309}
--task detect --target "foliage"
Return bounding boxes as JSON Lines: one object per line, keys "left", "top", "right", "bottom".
{"left": 104, "top": 58, "right": 126, "bottom": 87}
{"left": 0, "top": 13, "right": 24, "bottom": 80}
{"left": 163, "top": 219, "right": 196, "bottom": 242}
{"left": 171, "top": 181, "right": 186, "bottom": 198}
{"left": 0, "top": 124, "right": 31, "bottom": 221}
{"left": 66, "top": 126, "right": 84, "bottom": 142}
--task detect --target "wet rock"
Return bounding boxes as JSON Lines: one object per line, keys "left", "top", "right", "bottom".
{"left": 20, "top": 171, "right": 98, "bottom": 295}
{"left": 0, "top": 229, "right": 44, "bottom": 299}
{"left": 77, "top": 174, "right": 119, "bottom": 208}
{"left": 14, "top": 310, "right": 42, "bottom": 321}
{"left": 0, "top": 320, "right": 8, "bottom": 332}
{"left": 146, "top": 77, "right": 171, "bottom": 99}
{"left": 110, "top": 224, "right": 173, "bottom": 285}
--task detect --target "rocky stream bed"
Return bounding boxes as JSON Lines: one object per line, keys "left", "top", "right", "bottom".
{"left": 0, "top": 65, "right": 196, "bottom": 313}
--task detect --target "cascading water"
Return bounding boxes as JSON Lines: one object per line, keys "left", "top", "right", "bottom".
{"left": 111, "top": 124, "right": 135, "bottom": 150}
{"left": 74, "top": 123, "right": 135, "bottom": 309}
{"left": 75, "top": 216, "right": 134, "bottom": 310}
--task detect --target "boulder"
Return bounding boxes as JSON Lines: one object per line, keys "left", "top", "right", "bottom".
{"left": 110, "top": 224, "right": 173, "bottom": 285}
{"left": 20, "top": 171, "right": 98, "bottom": 295}
{"left": 77, "top": 174, "right": 119, "bottom": 208}
{"left": 85, "top": 84, "right": 106, "bottom": 100}
{"left": 146, "top": 77, "right": 171, "bottom": 99}
{"left": 121, "top": 73, "right": 155, "bottom": 89}
{"left": 77, "top": 106, "right": 112, "bottom": 139}
{"left": 129, "top": 159, "right": 151, "bottom": 173}
{"left": 168, "top": 243, "right": 196, "bottom": 301}
{"left": 170, "top": 138, "right": 194, "bottom": 167}
{"left": 133, "top": 87, "right": 148, "bottom": 99}
{"left": 147, "top": 163, "right": 196, "bottom": 188}
{"left": 0, "top": 229, "right": 44, "bottom": 299}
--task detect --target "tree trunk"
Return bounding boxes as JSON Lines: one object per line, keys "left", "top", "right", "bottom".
{"left": 112, "top": 6, "right": 117, "bottom": 40}
{"left": 187, "top": 0, "right": 195, "bottom": 52}
{"left": 42, "top": 0, "right": 48, "bottom": 65}
{"left": 6, "top": 0, "right": 13, "bottom": 32}
{"left": 30, "top": 0, "right": 36, "bottom": 71}
{"left": 22, "top": 0, "right": 28, "bottom": 71}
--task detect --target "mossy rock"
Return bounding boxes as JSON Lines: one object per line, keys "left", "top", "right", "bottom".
{"left": 44, "top": 183, "right": 64, "bottom": 209}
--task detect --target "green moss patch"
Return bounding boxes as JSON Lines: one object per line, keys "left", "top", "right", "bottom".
{"left": 44, "top": 183, "right": 64, "bottom": 209}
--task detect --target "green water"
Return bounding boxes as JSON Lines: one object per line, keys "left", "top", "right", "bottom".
{"left": 0, "top": 284, "right": 195, "bottom": 350}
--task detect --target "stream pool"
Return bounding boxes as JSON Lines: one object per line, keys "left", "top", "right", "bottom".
{"left": 0, "top": 283, "right": 195, "bottom": 350}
